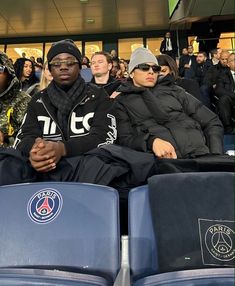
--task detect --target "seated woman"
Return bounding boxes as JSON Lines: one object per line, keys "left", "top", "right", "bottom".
{"left": 26, "top": 61, "right": 53, "bottom": 95}
{"left": 114, "top": 47, "right": 224, "bottom": 159}
{"left": 14, "top": 57, "right": 39, "bottom": 95}
{"left": 157, "top": 53, "right": 203, "bottom": 103}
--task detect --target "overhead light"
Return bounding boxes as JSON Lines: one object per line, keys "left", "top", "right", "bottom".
{"left": 86, "top": 18, "right": 95, "bottom": 24}
{"left": 80, "top": 0, "right": 89, "bottom": 3}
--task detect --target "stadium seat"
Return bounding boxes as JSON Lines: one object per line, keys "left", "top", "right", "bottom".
{"left": 0, "top": 268, "right": 108, "bottom": 285}
{"left": 80, "top": 68, "right": 93, "bottom": 82}
{"left": 223, "top": 134, "right": 235, "bottom": 153}
{"left": 133, "top": 268, "right": 235, "bottom": 285}
{"left": 0, "top": 182, "right": 120, "bottom": 286}
{"left": 128, "top": 185, "right": 158, "bottom": 279}
{"left": 129, "top": 172, "right": 235, "bottom": 285}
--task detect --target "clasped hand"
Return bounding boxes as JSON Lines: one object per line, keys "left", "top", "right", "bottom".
{"left": 29, "top": 138, "right": 65, "bottom": 172}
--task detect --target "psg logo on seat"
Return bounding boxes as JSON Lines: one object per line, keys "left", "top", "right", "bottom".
{"left": 27, "top": 188, "right": 63, "bottom": 224}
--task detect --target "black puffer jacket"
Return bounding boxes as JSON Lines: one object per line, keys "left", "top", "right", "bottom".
{"left": 115, "top": 75, "right": 224, "bottom": 159}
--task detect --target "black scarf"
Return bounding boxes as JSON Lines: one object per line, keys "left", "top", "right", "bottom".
{"left": 47, "top": 76, "right": 87, "bottom": 137}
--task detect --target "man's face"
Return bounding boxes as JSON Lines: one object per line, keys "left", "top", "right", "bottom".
{"left": 196, "top": 53, "right": 206, "bottom": 64}
{"left": 111, "top": 50, "right": 117, "bottom": 57}
{"left": 49, "top": 53, "right": 80, "bottom": 87}
{"left": 219, "top": 52, "right": 230, "bottom": 67}
{"left": 182, "top": 48, "right": 188, "bottom": 55}
{"left": 228, "top": 54, "right": 235, "bottom": 72}
{"left": 90, "top": 54, "right": 112, "bottom": 78}
{"left": 165, "top": 32, "right": 171, "bottom": 38}
{"left": 214, "top": 49, "right": 222, "bottom": 60}
{"left": 188, "top": 46, "right": 193, "bottom": 54}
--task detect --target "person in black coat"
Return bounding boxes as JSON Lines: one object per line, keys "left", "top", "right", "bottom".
{"left": 204, "top": 51, "right": 230, "bottom": 88}
{"left": 189, "top": 52, "right": 213, "bottom": 109}
{"left": 114, "top": 47, "right": 224, "bottom": 159}
{"left": 157, "top": 54, "right": 203, "bottom": 103}
{"left": 160, "top": 31, "right": 178, "bottom": 60}
{"left": 215, "top": 53, "right": 235, "bottom": 134}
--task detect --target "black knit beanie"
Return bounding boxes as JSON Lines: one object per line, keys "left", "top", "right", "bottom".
{"left": 47, "top": 39, "right": 82, "bottom": 68}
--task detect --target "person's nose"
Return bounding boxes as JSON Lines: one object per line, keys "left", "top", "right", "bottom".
{"left": 59, "top": 62, "right": 69, "bottom": 69}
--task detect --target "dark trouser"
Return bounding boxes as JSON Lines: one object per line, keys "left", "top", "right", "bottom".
{"left": 199, "top": 84, "right": 212, "bottom": 109}
{"left": 217, "top": 95, "right": 235, "bottom": 133}
{"left": 163, "top": 50, "right": 176, "bottom": 61}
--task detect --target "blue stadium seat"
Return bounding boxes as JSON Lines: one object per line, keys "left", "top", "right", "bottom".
{"left": 80, "top": 68, "right": 93, "bottom": 82}
{"left": 0, "top": 268, "right": 108, "bottom": 285}
{"left": 128, "top": 185, "right": 158, "bottom": 279}
{"left": 0, "top": 182, "right": 120, "bottom": 285}
{"left": 223, "top": 134, "right": 234, "bottom": 152}
{"left": 128, "top": 172, "right": 235, "bottom": 285}
{"left": 134, "top": 268, "right": 235, "bottom": 285}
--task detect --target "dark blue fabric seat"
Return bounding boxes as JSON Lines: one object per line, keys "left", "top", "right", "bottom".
{"left": 0, "top": 182, "right": 120, "bottom": 286}
{"left": 128, "top": 172, "right": 235, "bottom": 285}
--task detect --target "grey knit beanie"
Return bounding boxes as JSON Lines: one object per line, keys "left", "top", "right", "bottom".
{"left": 128, "top": 47, "right": 159, "bottom": 73}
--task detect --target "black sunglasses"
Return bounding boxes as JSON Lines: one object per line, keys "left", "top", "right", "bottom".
{"left": 134, "top": 63, "right": 161, "bottom": 73}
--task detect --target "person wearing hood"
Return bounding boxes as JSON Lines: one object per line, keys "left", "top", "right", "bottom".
{"left": 114, "top": 47, "right": 224, "bottom": 159}
{"left": 0, "top": 51, "right": 31, "bottom": 146}
{"left": 14, "top": 57, "right": 39, "bottom": 96}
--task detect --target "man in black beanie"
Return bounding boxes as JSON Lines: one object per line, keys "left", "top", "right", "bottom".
{"left": 9, "top": 39, "right": 117, "bottom": 180}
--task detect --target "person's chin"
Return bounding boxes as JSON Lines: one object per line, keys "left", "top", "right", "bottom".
{"left": 143, "top": 82, "right": 156, "bottom": 87}
{"left": 57, "top": 80, "right": 74, "bottom": 89}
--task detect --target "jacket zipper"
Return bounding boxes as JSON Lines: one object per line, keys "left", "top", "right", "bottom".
{"left": 66, "top": 94, "right": 90, "bottom": 139}
{"left": 41, "top": 99, "right": 65, "bottom": 141}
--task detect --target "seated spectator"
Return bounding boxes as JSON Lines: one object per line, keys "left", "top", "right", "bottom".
{"left": 205, "top": 50, "right": 230, "bottom": 88}
{"left": 209, "top": 48, "right": 222, "bottom": 65}
{"left": 114, "top": 47, "right": 224, "bottom": 159}
{"left": 183, "top": 45, "right": 197, "bottom": 79}
{"left": 215, "top": 53, "right": 235, "bottom": 134}
{"left": 110, "top": 49, "right": 119, "bottom": 62}
{"left": 39, "top": 61, "right": 53, "bottom": 90}
{"left": 189, "top": 51, "right": 213, "bottom": 108}
{"left": 0, "top": 39, "right": 117, "bottom": 185}
{"left": 26, "top": 61, "right": 53, "bottom": 94}
{"left": 36, "top": 57, "right": 44, "bottom": 66}
{"left": 30, "top": 56, "right": 36, "bottom": 65}
{"left": 157, "top": 54, "right": 203, "bottom": 103}
{"left": 112, "top": 60, "right": 128, "bottom": 81}
{"left": 0, "top": 51, "right": 31, "bottom": 146}
{"left": 14, "top": 57, "right": 39, "bottom": 95}
{"left": 119, "top": 60, "right": 129, "bottom": 78}
{"left": 81, "top": 56, "right": 90, "bottom": 68}
{"left": 110, "top": 59, "right": 120, "bottom": 78}
{"left": 203, "top": 50, "right": 230, "bottom": 111}
{"left": 90, "top": 51, "right": 121, "bottom": 97}
{"left": 178, "top": 47, "right": 190, "bottom": 77}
